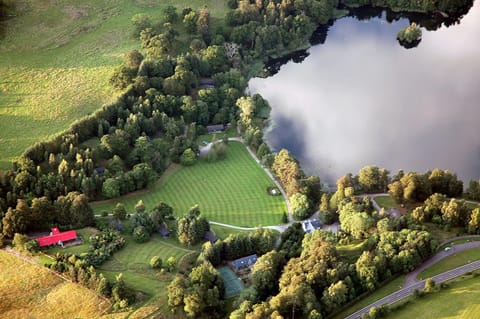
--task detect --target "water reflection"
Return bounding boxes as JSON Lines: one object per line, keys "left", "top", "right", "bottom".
{"left": 250, "top": 1, "right": 480, "bottom": 185}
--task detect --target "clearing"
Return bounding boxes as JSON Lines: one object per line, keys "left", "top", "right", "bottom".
{"left": 91, "top": 141, "right": 287, "bottom": 227}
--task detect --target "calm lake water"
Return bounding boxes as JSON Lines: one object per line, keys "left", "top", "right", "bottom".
{"left": 249, "top": 2, "right": 480, "bottom": 186}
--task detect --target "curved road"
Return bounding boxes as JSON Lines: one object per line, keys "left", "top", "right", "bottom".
{"left": 346, "top": 241, "right": 480, "bottom": 319}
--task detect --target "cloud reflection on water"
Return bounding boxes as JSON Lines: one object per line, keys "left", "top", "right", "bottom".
{"left": 249, "top": 2, "right": 480, "bottom": 185}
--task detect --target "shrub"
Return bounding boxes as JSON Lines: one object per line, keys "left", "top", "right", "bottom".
{"left": 13, "top": 233, "right": 29, "bottom": 251}
{"left": 150, "top": 256, "right": 163, "bottom": 269}
{"left": 24, "top": 239, "right": 40, "bottom": 253}
{"left": 133, "top": 226, "right": 150, "bottom": 243}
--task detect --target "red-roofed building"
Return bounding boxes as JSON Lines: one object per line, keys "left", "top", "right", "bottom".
{"left": 36, "top": 228, "right": 78, "bottom": 247}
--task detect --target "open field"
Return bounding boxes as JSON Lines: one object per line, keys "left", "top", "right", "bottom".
{"left": 98, "top": 233, "right": 195, "bottom": 317}
{"left": 0, "top": 250, "right": 110, "bottom": 319}
{"left": 418, "top": 247, "right": 480, "bottom": 280}
{"left": 332, "top": 276, "right": 405, "bottom": 319}
{"left": 374, "top": 195, "right": 397, "bottom": 209}
{"left": 385, "top": 274, "right": 480, "bottom": 319}
{"left": 0, "top": 0, "right": 227, "bottom": 169}
{"left": 92, "top": 142, "right": 287, "bottom": 227}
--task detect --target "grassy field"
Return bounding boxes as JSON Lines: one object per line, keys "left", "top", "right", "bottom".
{"left": 337, "top": 239, "right": 367, "bottom": 263}
{"left": 374, "top": 195, "right": 397, "bottom": 209}
{"left": 0, "top": 0, "right": 227, "bottom": 169}
{"left": 385, "top": 274, "right": 480, "bottom": 319}
{"left": 418, "top": 247, "right": 480, "bottom": 280}
{"left": 0, "top": 250, "right": 111, "bottom": 319}
{"left": 332, "top": 276, "right": 405, "bottom": 319}
{"left": 92, "top": 142, "right": 287, "bottom": 227}
{"left": 98, "top": 233, "right": 195, "bottom": 317}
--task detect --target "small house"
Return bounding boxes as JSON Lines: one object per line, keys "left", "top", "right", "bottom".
{"left": 94, "top": 166, "right": 105, "bottom": 175}
{"left": 206, "top": 124, "right": 225, "bottom": 134}
{"left": 302, "top": 219, "right": 322, "bottom": 234}
{"left": 157, "top": 223, "right": 171, "bottom": 238}
{"left": 204, "top": 230, "right": 218, "bottom": 243}
{"left": 36, "top": 228, "right": 78, "bottom": 247}
{"left": 199, "top": 78, "right": 215, "bottom": 89}
{"left": 232, "top": 254, "right": 258, "bottom": 272}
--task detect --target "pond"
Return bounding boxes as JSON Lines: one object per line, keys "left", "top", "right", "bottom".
{"left": 249, "top": 1, "right": 480, "bottom": 187}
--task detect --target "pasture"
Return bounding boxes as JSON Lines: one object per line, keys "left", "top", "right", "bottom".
{"left": 0, "top": 0, "right": 227, "bottom": 169}
{"left": 385, "top": 274, "right": 480, "bottom": 319}
{"left": 0, "top": 250, "right": 110, "bottom": 319}
{"left": 92, "top": 142, "right": 287, "bottom": 227}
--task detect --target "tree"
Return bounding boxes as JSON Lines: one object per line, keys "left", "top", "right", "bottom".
{"left": 468, "top": 208, "right": 480, "bottom": 234}
{"left": 290, "top": 193, "right": 311, "bottom": 220}
{"left": 150, "top": 256, "right": 163, "bottom": 269}
{"left": 102, "top": 178, "right": 120, "bottom": 199}
{"left": 131, "top": 13, "right": 152, "bottom": 37}
{"left": 113, "top": 203, "right": 127, "bottom": 221}
{"left": 135, "top": 200, "right": 146, "bottom": 214}
{"left": 424, "top": 278, "right": 436, "bottom": 293}
{"left": 271, "top": 149, "right": 301, "bottom": 197}
{"left": 397, "top": 22, "right": 422, "bottom": 48}
{"left": 166, "top": 256, "right": 177, "bottom": 272}
{"left": 251, "top": 251, "right": 285, "bottom": 300}
{"left": 388, "top": 181, "right": 404, "bottom": 205}
{"left": 183, "top": 10, "right": 198, "bottom": 33}
{"left": 197, "top": 6, "right": 210, "bottom": 40}
{"left": 133, "top": 225, "right": 150, "bottom": 243}
{"left": 168, "top": 263, "right": 225, "bottom": 318}
{"left": 181, "top": 148, "right": 197, "bottom": 166}
{"left": 358, "top": 165, "right": 389, "bottom": 193}
{"left": 13, "top": 233, "right": 30, "bottom": 251}
{"left": 3, "top": 203, "right": 28, "bottom": 238}
{"left": 441, "top": 198, "right": 469, "bottom": 227}
{"left": 163, "top": 5, "right": 178, "bottom": 23}
{"left": 178, "top": 206, "right": 209, "bottom": 246}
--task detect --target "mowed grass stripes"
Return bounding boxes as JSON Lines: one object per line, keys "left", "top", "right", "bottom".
{"left": 92, "top": 142, "right": 286, "bottom": 227}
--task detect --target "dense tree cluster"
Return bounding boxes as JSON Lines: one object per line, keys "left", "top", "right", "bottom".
{"left": 177, "top": 205, "right": 210, "bottom": 246}
{"left": 1, "top": 193, "right": 93, "bottom": 238}
{"left": 49, "top": 253, "right": 134, "bottom": 310}
{"left": 168, "top": 262, "right": 226, "bottom": 318}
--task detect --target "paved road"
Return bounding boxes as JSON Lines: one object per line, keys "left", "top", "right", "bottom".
{"left": 346, "top": 244, "right": 480, "bottom": 319}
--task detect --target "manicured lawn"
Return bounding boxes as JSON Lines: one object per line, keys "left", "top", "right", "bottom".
{"left": 0, "top": 250, "right": 110, "bottom": 318}
{"left": 210, "top": 224, "right": 251, "bottom": 240}
{"left": 374, "top": 196, "right": 397, "bottom": 210}
{"left": 332, "top": 276, "right": 405, "bottom": 319}
{"left": 0, "top": 0, "right": 227, "bottom": 169}
{"left": 92, "top": 142, "right": 287, "bottom": 227}
{"left": 98, "top": 233, "right": 196, "bottom": 317}
{"left": 196, "top": 127, "right": 239, "bottom": 145}
{"left": 418, "top": 247, "right": 480, "bottom": 280}
{"left": 385, "top": 274, "right": 480, "bottom": 319}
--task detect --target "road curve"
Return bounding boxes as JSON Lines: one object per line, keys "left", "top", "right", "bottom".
{"left": 346, "top": 248, "right": 480, "bottom": 319}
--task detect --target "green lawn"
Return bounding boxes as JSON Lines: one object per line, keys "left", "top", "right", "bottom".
{"left": 418, "top": 247, "right": 480, "bottom": 280}
{"left": 374, "top": 196, "right": 397, "bottom": 210}
{"left": 385, "top": 274, "right": 480, "bottom": 319}
{"left": 337, "top": 239, "right": 367, "bottom": 263}
{"left": 210, "top": 224, "right": 251, "bottom": 240}
{"left": 91, "top": 142, "right": 287, "bottom": 227}
{"left": 332, "top": 276, "right": 405, "bottom": 319}
{"left": 0, "top": 0, "right": 227, "bottom": 169}
{"left": 196, "top": 127, "right": 239, "bottom": 146}
{"left": 98, "top": 233, "right": 195, "bottom": 316}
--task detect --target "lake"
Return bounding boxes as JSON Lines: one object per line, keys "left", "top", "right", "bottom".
{"left": 249, "top": 2, "right": 480, "bottom": 187}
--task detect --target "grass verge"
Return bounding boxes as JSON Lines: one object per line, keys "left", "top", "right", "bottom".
{"left": 385, "top": 272, "right": 480, "bottom": 319}
{"left": 418, "top": 247, "right": 480, "bottom": 280}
